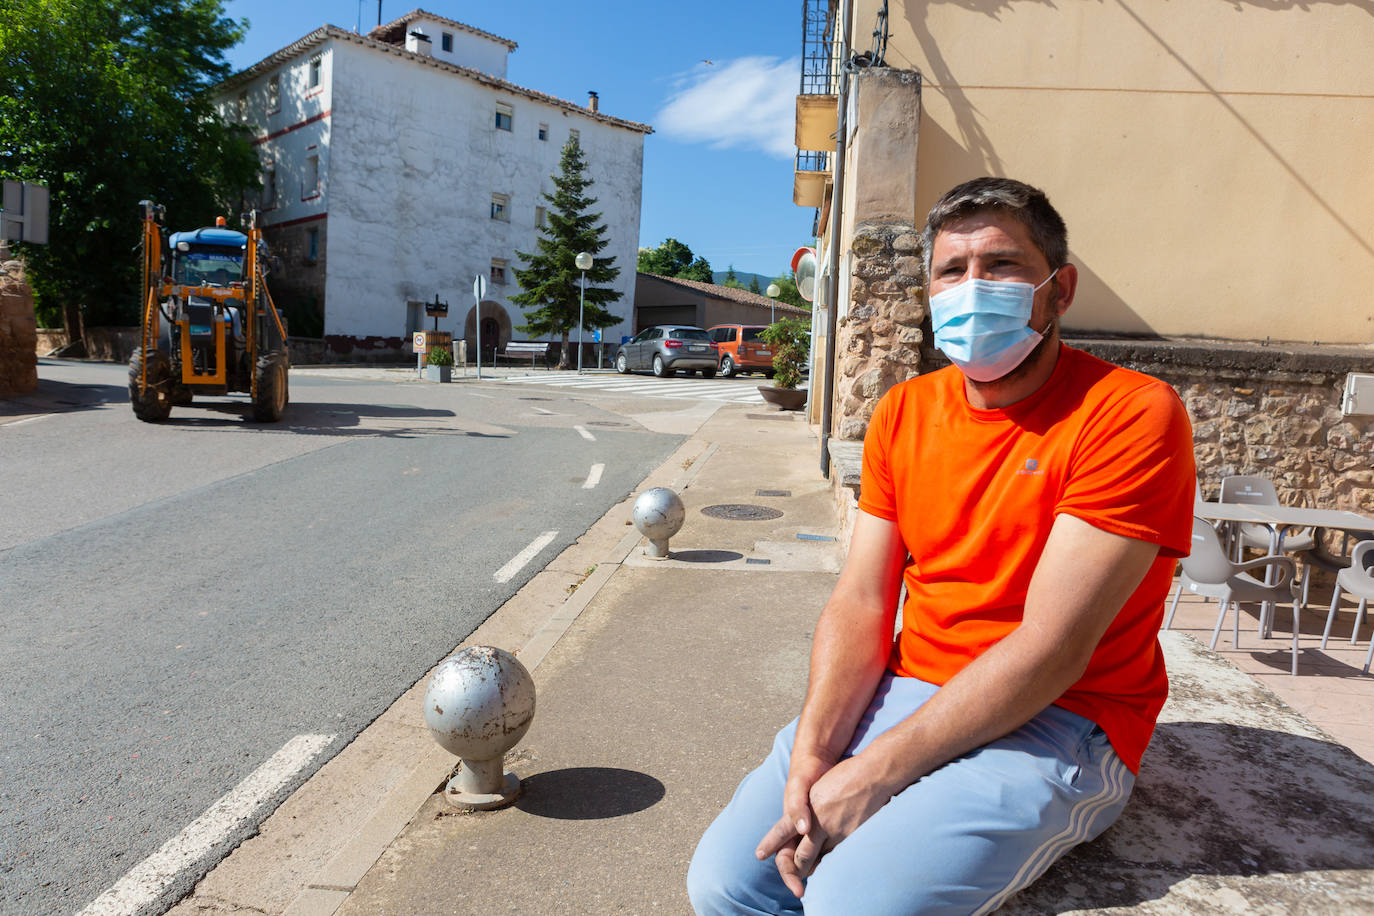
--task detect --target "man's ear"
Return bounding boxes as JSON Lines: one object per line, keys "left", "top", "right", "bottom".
{"left": 1053, "top": 263, "right": 1078, "bottom": 317}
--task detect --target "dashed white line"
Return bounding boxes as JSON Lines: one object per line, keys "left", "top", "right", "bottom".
{"left": 583, "top": 463, "right": 605, "bottom": 489}
{"left": 574, "top": 425, "right": 595, "bottom": 441}
{"left": 494, "top": 531, "right": 558, "bottom": 583}
{"left": 77, "top": 734, "right": 335, "bottom": 916}
{"left": 531, "top": 407, "right": 555, "bottom": 415}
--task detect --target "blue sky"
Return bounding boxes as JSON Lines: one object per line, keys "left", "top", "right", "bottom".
{"left": 221, "top": 0, "right": 815, "bottom": 280}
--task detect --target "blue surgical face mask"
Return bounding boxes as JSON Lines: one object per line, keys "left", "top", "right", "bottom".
{"left": 930, "top": 270, "right": 1058, "bottom": 383}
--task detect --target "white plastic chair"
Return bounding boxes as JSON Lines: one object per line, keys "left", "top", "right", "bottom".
{"left": 1220, "top": 474, "right": 1316, "bottom": 557}
{"left": 1320, "top": 541, "right": 1374, "bottom": 675}
{"left": 1165, "top": 517, "right": 1301, "bottom": 674}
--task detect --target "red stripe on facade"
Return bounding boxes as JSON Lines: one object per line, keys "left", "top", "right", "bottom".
{"left": 265, "top": 212, "right": 328, "bottom": 229}
{"left": 252, "top": 110, "right": 331, "bottom": 146}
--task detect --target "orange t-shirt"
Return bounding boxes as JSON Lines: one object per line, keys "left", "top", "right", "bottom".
{"left": 857, "top": 345, "right": 1195, "bottom": 772}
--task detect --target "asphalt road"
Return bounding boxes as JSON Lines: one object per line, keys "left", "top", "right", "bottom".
{"left": 0, "top": 360, "right": 689, "bottom": 915}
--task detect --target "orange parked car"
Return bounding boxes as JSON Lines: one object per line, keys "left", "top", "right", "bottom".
{"left": 707, "top": 324, "right": 774, "bottom": 378}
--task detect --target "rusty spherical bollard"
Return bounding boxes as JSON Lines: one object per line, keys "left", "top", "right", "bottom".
{"left": 632, "top": 487, "right": 685, "bottom": 559}
{"left": 423, "top": 646, "right": 535, "bottom": 810}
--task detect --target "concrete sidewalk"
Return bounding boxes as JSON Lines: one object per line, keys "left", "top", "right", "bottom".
{"left": 170, "top": 396, "right": 1374, "bottom": 915}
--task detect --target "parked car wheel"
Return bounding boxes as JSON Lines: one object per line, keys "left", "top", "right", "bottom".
{"left": 616, "top": 352, "right": 629, "bottom": 374}
{"left": 652, "top": 355, "right": 674, "bottom": 378}
{"left": 701, "top": 368, "right": 716, "bottom": 379}
{"left": 720, "top": 355, "right": 736, "bottom": 377}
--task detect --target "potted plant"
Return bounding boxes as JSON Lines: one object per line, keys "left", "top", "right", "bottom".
{"left": 423, "top": 341, "right": 454, "bottom": 382}
{"left": 757, "top": 317, "right": 809, "bottom": 410}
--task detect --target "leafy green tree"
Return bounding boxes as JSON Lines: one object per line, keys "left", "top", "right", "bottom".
{"left": 679, "top": 256, "right": 713, "bottom": 283}
{"left": 749, "top": 275, "right": 762, "bottom": 294}
{"left": 0, "top": 0, "right": 260, "bottom": 338}
{"left": 512, "top": 139, "right": 622, "bottom": 368}
{"left": 770, "top": 273, "right": 807, "bottom": 309}
{"left": 723, "top": 264, "right": 740, "bottom": 287}
{"left": 637, "top": 236, "right": 714, "bottom": 283}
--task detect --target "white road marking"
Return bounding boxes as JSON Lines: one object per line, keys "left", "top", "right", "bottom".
{"left": 495, "top": 531, "right": 558, "bottom": 583}
{"left": 574, "top": 425, "right": 595, "bottom": 441}
{"left": 583, "top": 463, "right": 605, "bottom": 489}
{"left": 503, "top": 374, "right": 768, "bottom": 404}
{"left": 78, "top": 734, "right": 335, "bottom": 916}
{"left": 1, "top": 414, "right": 54, "bottom": 427}
{"left": 530, "top": 407, "right": 554, "bottom": 415}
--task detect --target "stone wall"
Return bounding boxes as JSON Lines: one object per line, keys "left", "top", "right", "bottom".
{"left": 0, "top": 250, "right": 39, "bottom": 396}
{"left": 833, "top": 221, "right": 927, "bottom": 441}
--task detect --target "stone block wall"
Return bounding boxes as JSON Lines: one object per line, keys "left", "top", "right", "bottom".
{"left": 0, "top": 252, "right": 39, "bottom": 396}
{"left": 833, "top": 221, "right": 927, "bottom": 441}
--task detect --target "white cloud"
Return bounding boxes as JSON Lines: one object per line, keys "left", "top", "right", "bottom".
{"left": 655, "top": 57, "right": 799, "bottom": 160}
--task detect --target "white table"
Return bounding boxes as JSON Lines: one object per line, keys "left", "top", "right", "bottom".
{"left": 1193, "top": 500, "right": 1374, "bottom": 636}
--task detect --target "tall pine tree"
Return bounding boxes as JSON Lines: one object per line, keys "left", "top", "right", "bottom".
{"left": 511, "top": 139, "right": 621, "bottom": 368}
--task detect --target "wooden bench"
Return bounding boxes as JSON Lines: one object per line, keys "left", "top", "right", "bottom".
{"left": 500, "top": 341, "right": 550, "bottom": 369}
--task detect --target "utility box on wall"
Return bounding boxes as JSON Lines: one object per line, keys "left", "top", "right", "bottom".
{"left": 1341, "top": 373, "right": 1374, "bottom": 417}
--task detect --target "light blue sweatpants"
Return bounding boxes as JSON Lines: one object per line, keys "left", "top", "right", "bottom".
{"left": 687, "top": 675, "right": 1134, "bottom": 915}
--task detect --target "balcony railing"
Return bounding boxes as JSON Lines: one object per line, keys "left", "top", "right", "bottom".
{"left": 800, "top": 0, "right": 839, "bottom": 95}
{"left": 796, "top": 150, "right": 829, "bottom": 173}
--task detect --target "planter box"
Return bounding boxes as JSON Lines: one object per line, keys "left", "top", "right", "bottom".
{"left": 758, "top": 386, "right": 806, "bottom": 410}
{"left": 422, "top": 364, "right": 452, "bottom": 383}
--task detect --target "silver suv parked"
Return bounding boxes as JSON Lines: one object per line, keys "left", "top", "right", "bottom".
{"left": 614, "top": 325, "right": 718, "bottom": 377}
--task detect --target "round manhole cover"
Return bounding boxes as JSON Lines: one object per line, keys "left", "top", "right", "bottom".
{"left": 701, "top": 504, "right": 784, "bottom": 521}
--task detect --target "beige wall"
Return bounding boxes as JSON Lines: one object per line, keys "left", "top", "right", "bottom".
{"left": 856, "top": 0, "right": 1374, "bottom": 344}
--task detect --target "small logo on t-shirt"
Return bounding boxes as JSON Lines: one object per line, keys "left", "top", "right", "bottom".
{"left": 1017, "top": 458, "right": 1043, "bottom": 476}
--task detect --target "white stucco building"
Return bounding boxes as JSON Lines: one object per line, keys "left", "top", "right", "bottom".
{"left": 215, "top": 9, "right": 651, "bottom": 359}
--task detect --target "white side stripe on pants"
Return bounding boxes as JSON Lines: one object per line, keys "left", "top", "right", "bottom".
{"left": 973, "top": 751, "right": 1132, "bottom": 916}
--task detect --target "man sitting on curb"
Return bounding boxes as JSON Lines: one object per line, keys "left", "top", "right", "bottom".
{"left": 687, "top": 177, "right": 1195, "bottom": 915}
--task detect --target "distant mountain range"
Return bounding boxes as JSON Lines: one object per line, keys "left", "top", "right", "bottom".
{"left": 710, "top": 270, "right": 777, "bottom": 291}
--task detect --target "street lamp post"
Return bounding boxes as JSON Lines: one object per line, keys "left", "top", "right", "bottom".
{"left": 766, "top": 282, "right": 781, "bottom": 324}
{"left": 575, "top": 251, "right": 593, "bottom": 372}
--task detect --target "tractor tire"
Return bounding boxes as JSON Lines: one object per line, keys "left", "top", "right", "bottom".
{"left": 128, "top": 350, "right": 173, "bottom": 422}
{"left": 251, "top": 352, "right": 288, "bottom": 422}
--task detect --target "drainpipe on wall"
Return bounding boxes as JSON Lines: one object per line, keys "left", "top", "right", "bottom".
{"left": 819, "top": 0, "right": 852, "bottom": 479}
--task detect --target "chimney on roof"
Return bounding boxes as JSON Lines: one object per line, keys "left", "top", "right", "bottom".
{"left": 408, "top": 30, "right": 433, "bottom": 57}
{"left": 587, "top": 91, "right": 599, "bottom": 112}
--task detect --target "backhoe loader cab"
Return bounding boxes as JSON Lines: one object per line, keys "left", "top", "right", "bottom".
{"left": 129, "top": 201, "right": 289, "bottom": 423}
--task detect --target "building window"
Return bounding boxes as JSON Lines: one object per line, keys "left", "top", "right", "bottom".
{"left": 236, "top": 91, "right": 247, "bottom": 121}
{"left": 495, "top": 102, "right": 513, "bottom": 131}
{"left": 490, "top": 258, "right": 508, "bottom": 285}
{"left": 308, "top": 58, "right": 321, "bottom": 89}
{"left": 304, "top": 155, "right": 320, "bottom": 196}
{"left": 441, "top": 31, "right": 453, "bottom": 52}
{"left": 263, "top": 168, "right": 276, "bottom": 207}
{"left": 538, "top": 123, "right": 549, "bottom": 141}
{"left": 490, "top": 193, "right": 510, "bottom": 221}
{"left": 534, "top": 205, "right": 546, "bottom": 228}
{"left": 267, "top": 74, "right": 280, "bottom": 112}
{"left": 569, "top": 128, "right": 580, "bottom": 144}
{"left": 307, "top": 227, "right": 319, "bottom": 261}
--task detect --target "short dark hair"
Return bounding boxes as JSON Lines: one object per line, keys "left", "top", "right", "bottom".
{"left": 921, "top": 177, "right": 1068, "bottom": 278}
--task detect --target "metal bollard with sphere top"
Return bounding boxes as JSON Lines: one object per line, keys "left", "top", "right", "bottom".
{"left": 633, "top": 487, "right": 685, "bottom": 559}
{"left": 423, "top": 646, "right": 535, "bottom": 810}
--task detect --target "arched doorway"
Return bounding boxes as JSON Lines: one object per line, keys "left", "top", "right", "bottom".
{"left": 463, "top": 301, "right": 513, "bottom": 364}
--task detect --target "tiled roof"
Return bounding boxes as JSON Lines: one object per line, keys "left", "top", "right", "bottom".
{"left": 639, "top": 273, "right": 811, "bottom": 317}
{"left": 368, "top": 8, "right": 517, "bottom": 50}
{"left": 217, "top": 25, "right": 653, "bottom": 135}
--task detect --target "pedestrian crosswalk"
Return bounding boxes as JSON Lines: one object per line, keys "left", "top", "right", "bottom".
{"left": 502, "top": 372, "right": 785, "bottom": 404}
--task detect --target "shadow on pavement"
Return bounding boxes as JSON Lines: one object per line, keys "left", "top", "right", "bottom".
{"left": 515, "top": 767, "right": 666, "bottom": 820}
{"left": 0, "top": 377, "right": 127, "bottom": 416}
{"left": 1002, "top": 722, "right": 1374, "bottom": 913}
